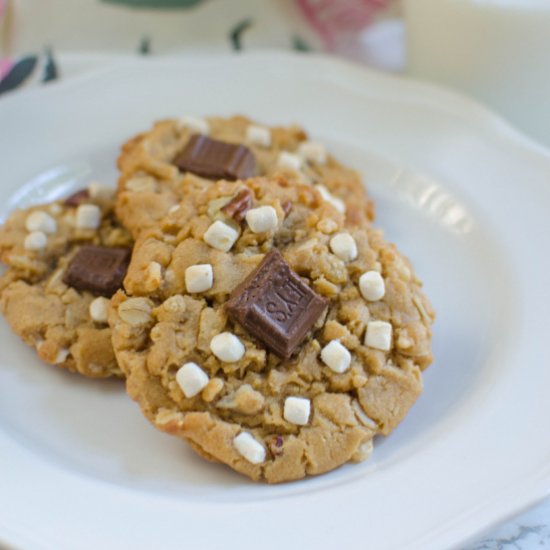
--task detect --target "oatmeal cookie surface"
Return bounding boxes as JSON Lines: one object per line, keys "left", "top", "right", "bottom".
{"left": 0, "top": 184, "right": 132, "bottom": 377}
{"left": 110, "top": 176, "right": 434, "bottom": 482}
{"left": 115, "top": 115, "right": 375, "bottom": 238}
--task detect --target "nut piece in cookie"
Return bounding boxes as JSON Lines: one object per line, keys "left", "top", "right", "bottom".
{"left": 173, "top": 134, "right": 256, "bottom": 181}
{"left": 63, "top": 245, "right": 131, "bottom": 297}
{"left": 221, "top": 188, "right": 254, "bottom": 222}
{"left": 225, "top": 250, "right": 328, "bottom": 359}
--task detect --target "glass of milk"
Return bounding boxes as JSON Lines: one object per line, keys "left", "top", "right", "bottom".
{"left": 404, "top": 0, "right": 550, "bottom": 147}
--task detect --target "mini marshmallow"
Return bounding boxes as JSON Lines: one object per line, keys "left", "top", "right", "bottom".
{"left": 89, "top": 297, "right": 110, "bottom": 323}
{"left": 25, "top": 211, "right": 57, "bottom": 234}
{"left": 176, "top": 362, "right": 209, "bottom": 398}
{"left": 277, "top": 151, "right": 302, "bottom": 171}
{"left": 284, "top": 396, "right": 311, "bottom": 426}
{"left": 365, "top": 321, "right": 393, "bottom": 351}
{"left": 75, "top": 204, "right": 101, "bottom": 230}
{"left": 178, "top": 115, "right": 209, "bottom": 135}
{"left": 185, "top": 264, "right": 213, "bottom": 293}
{"left": 315, "top": 185, "right": 346, "bottom": 214}
{"left": 53, "top": 348, "right": 70, "bottom": 364}
{"left": 24, "top": 231, "right": 48, "bottom": 251}
{"left": 210, "top": 332, "right": 245, "bottom": 363}
{"left": 321, "top": 340, "right": 352, "bottom": 373}
{"left": 203, "top": 220, "right": 239, "bottom": 252}
{"left": 245, "top": 206, "right": 278, "bottom": 233}
{"left": 330, "top": 233, "right": 357, "bottom": 262}
{"left": 359, "top": 271, "right": 385, "bottom": 301}
{"left": 298, "top": 141, "right": 327, "bottom": 164}
{"left": 233, "top": 432, "right": 266, "bottom": 464}
{"left": 88, "top": 182, "right": 115, "bottom": 201}
{"left": 246, "top": 125, "right": 271, "bottom": 147}
{"left": 49, "top": 203, "right": 63, "bottom": 215}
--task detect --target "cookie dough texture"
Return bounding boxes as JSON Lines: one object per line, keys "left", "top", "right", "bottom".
{"left": 0, "top": 193, "right": 132, "bottom": 377}
{"left": 115, "top": 115, "right": 375, "bottom": 239}
{"left": 110, "top": 176, "right": 434, "bottom": 483}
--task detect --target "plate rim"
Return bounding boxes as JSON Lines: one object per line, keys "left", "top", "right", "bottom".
{"left": 0, "top": 50, "right": 549, "bottom": 550}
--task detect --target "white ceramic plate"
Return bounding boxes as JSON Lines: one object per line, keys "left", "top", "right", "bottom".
{"left": 0, "top": 52, "right": 548, "bottom": 550}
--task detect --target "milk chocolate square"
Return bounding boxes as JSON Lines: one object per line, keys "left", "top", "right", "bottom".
{"left": 63, "top": 246, "right": 131, "bottom": 297}
{"left": 64, "top": 189, "right": 90, "bottom": 207}
{"left": 173, "top": 134, "right": 256, "bottom": 181}
{"left": 225, "top": 250, "right": 328, "bottom": 359}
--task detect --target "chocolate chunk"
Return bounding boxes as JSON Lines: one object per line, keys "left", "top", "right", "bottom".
{"left": 63, "top": 246, "right": 131, "bottom": 297}
{"left": 174, "top": 134, "right": 256, "bottom": 181}
{"left": 64, "top": 189, "right": 90, "bottom": 207}
{"left": 222, "top": 188, "right": 254, "bottom": 222}
{"left": 225, "top": 250, "right": 328, "bottom": 359}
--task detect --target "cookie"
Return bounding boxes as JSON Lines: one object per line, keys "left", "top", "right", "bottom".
{"left": 115, "top": 115, "right": 375, "bottom": 238}
{"left": 110, "top": 176, "right": 434, "bottom": 483}
{"left": 0, "top": 183, "right": 133, "bottom": 377}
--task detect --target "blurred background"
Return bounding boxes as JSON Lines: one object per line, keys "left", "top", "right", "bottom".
{"left": 2, "top": 0, "right": 549, "bottom": 149}
{"left": 3, "top": 0, "right": 550, "bottom": 148}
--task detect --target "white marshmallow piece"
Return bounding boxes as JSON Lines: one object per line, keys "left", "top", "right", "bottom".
{"left": 49, "top": 203, "right": 62, "bottom": 215}
{"left": 246, "top": 125, "right": 271, "bottom": 147}
{"left": 245, "top": 206, "right": 278, "bottom": 233}
{"left": 298, "top": 141, "right": 327, "bottom": 164}
{"left": 321, "top": 340, "right": 352, "bottom": 373}
{"left": 210, "top": 332, "right": 245, "bottom": 363}
{"left": 185, "top": 264, "right": 213, "bottom": 293}
{"left": 277, "top": 151, "right": 302, "bottom": 172}
{"left": 330, "top": 233, "right": 357, "bottom": 262}
{"left": 178, "top": 115, "right": 209, "bottom": 135}
{"left": 24, "top": 231, "right": 48, "bottom": 251}
{"left": 53, "top": 348, "right": 70, "bottom": 364}
{"left": 203, "top": 220, "right": 239, "bottom": 252}
{"left": 359, "top": 271, "right": 386, "bottom": 301}
{"left": 75, "top": 204, "right": 101, "bottom": 230}
{"left": 365, "top": 321, "right": 393, "bottom": 351}
{"left": 25, "top": 211, "right": 57, "bottom": 234}
{"left": 89, "top": 297, "right": 110, "bottom": 323}
{"left": 315, "top": 185, "right": 346, "bottom": 214}
{"left": 176, "top": 362, "right": 209, "bottom": 398}
{"left": 88, "top": 182, "right": 115, "bottom": 201}
{"left": 284, "top": 396, "right": 311, "bottom": 426}
{"left": 233, "top": 432, "right": 266, "bottom": 464}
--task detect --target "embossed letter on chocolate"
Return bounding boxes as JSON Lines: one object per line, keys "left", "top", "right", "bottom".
{"left": 225, "top": 250, "right": 328, "bottom": 359}
{"left": 174, "top": 134, "right": 256, "bottom": 181}
{"left": 63, "top": 246, "right": 131, "bottom": 297}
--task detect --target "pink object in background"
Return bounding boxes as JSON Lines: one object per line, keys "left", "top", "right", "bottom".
{"left": 296, "top": 0, "right": 393, "bottom": 51}
{"left": 0, "top": 58, "right": 12, "bottom": 79}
